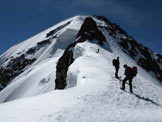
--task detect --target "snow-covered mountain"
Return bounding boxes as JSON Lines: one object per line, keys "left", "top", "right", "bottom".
{"left": 0, "top": 15, "right": 162, "bottom": 122}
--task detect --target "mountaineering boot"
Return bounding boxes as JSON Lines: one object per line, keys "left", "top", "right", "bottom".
{"left": 120, "top": 86, "right": 125, "bottom": 91}
{"left": 120, "top": 82, "right": 125, "bottom": 91}
{"left": 115, "top": 74, "right": 119, "bottom": 79}
{"left": 130, "top": 89, "right": 133, "bottom": 94}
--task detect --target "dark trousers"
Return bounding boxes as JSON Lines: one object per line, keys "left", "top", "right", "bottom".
{"left": 121, "top": 76, "right": 133, "bottom": 92}
{"left": 115, "top": 66, "right": 119, "bottom": 76}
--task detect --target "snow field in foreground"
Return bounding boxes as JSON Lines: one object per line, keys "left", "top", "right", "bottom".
{"left": 0, "top": 41, "right": 162, "bottom": 122}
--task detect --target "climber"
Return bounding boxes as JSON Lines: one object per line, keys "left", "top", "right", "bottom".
{"left": 120, "top": 64, "right": 137, "bottom": 93}
{"left": 112, "top": 56, "right": 120, "bottom": 78}
{"left": 96, "top": 49, "right": 99, "bottom": 53}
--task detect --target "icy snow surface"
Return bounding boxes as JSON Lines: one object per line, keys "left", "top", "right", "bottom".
{"left": 0, "top": 16, "right": 162, "bottom": 122}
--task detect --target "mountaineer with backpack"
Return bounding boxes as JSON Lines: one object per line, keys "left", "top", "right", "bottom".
{"left": 112, "top": 57, "right": 120, "bottom": 78}
{"left": 120, "top": 64, "right": 137, "bottom": 93}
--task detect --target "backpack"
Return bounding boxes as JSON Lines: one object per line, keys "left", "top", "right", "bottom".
{"left": 112, "top": 59, "right": 119, "bottom": 67}
{"left": 112, "top": 59, "right": 116, "bottom": 66}
{"left": 132, "top": 66, "right": 137, "bottom": 77}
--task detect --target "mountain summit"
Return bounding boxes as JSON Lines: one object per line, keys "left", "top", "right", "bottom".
{"left": 0, "top": 15, "right": 162, "bottom": 122}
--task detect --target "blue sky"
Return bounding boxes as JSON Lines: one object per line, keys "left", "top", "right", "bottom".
{"left": 0, "top": 0, "right": 162, "bottom": 55}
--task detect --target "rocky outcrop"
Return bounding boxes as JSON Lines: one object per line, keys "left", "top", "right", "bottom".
{"left": 46, "top": 21, "right": 71, "bottom": 38}
{"left": 26, "top": 39, "right": 51, "bottom": 54}
{"left": 55, "top": 42, "right": 76, "bottom": 89}
{"left": 0, "top": 54, "right": 36, "bottom": 90}
{"left": 76, "top": 17, "right": 106, "bottom": 45}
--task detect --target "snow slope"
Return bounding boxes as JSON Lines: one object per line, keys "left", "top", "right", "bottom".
{"left": 0, "top": 15, "right": 162, "bottom": 122}
{"left": 0, "top": 16, "right": 85, "bottom": 100}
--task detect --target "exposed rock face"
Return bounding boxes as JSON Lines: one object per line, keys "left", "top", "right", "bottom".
{"left": 26, "top": 39, "right": 51, "bottom": 54}
{"left": 94, "top": 16, "right": 162, "bottom": 81}
{"left": 76, "top": 17, "right": 106, "bottom": 45}
{"left": 46, "top": 21, "right": 71, "bottom": 38}
{"left": 55, "top": 17, "right": 107, "bottom": 89}
{"left": 55, "top": 42, "right": 76, "bottom": 89}
{"left": 0, "top": 39, "right": 51, "bottom": 91}
{"left": 0, "top": 55, "right": 36, "bottom": 90}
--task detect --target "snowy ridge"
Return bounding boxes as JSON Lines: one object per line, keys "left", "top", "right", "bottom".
{"left": 0, "top": 15, "right": 162, "bottom": 122}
